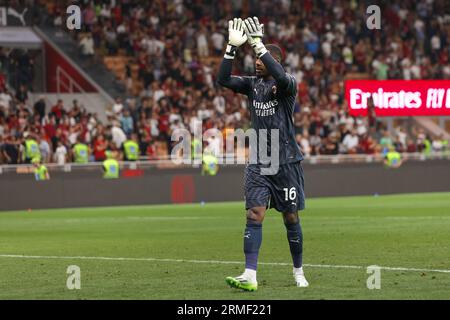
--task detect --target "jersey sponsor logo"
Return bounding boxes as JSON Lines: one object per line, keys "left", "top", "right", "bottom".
{"left": 253, "top": 99, "right": 278, "bottom": 117}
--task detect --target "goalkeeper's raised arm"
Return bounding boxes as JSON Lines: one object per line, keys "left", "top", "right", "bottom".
{"left": 243, "top": 17, "right": 295, "bottom": 94}
{"left": 217, "top": 18, "right": 251, "bottom": 94}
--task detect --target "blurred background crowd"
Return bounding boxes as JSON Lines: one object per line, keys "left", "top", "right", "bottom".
{"left": 1, "top": 0, "right": 449, "bottom": 164}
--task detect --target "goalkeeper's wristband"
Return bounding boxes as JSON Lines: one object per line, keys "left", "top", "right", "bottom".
{"left": 251, "top": 41, "right": 267, "bottom": 58}
{"left": 224, "top": 44, "right": 237, "bottom": 59}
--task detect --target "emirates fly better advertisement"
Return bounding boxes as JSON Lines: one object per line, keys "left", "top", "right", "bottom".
{"left": 345, "top": 80, "right": 450, "bottom": 117}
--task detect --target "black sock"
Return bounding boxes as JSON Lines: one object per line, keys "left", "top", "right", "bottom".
{"left": 285, "top": 221, "right": 303, "bottom": 268}
{"left": 243, "top": 222, "right": 262, "bottom": 271}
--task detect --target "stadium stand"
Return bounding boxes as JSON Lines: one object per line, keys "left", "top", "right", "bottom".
{"left": 0, "top": 0, "right": 449, "bottom": 164}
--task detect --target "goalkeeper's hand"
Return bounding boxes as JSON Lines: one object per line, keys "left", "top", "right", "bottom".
{"left": 228, "top": 18, "right": 247, "bottom": 47}
{"left": 224, "top": 18, "right": 247, "bottom": 59}
{"left": 243, "top": 17, "right": 267, "bottom": 58}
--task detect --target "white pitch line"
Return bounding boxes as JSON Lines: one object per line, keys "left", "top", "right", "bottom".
{"left": 0, "top": 254, "right": 449, "bottom": 274}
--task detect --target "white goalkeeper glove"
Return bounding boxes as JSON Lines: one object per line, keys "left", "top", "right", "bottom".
{"left": 224, "top": 18, "right": 247, "bottom": 59}
{"left": 243, "top": 17, "right": 267, "bottom": 58}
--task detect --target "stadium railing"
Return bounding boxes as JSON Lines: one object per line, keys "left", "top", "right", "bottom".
{"left": 0, "top": 152, "right": 449, "bottom": 174}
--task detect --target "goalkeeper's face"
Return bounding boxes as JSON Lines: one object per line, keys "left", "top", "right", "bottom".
{"left": 255, "top": 58, "right": 268, "bottom": 77}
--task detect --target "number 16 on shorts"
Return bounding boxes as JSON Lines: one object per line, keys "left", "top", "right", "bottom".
{"left": 283, "top": 187, "right": 296, "bottom": 201}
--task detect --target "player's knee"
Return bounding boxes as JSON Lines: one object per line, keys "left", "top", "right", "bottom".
{"left": 247, "top": 207, "right": 265, "bottom": 223}
{"left": 283, "top": 212, "right": 299, "bottom": 225}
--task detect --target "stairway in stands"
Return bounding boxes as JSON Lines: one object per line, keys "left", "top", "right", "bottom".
{"left": 38, "top": 25, "right": 127, "bottom": 101}
{"left": 413, "top": 117, "right": 450, "bottom": 140}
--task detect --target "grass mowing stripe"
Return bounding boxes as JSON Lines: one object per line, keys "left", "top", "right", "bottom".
{"left": 1, "top": 254, "right": 449, "bottom": 274}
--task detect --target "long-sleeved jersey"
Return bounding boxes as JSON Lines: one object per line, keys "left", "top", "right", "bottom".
{"left": 217, "top": 52, "right": 303, "bottom": 165}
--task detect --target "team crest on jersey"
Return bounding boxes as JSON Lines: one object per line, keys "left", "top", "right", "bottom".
{"left": 272, "top": 85, "right": 277, "bottom": 95}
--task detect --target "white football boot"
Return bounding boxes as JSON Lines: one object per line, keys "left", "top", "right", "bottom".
{"left": 293, "top": 267, "right": 309, "bottom": 287}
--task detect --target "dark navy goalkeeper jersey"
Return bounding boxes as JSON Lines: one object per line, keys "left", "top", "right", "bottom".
{"left": 230, "top": 74, "right": 304, "bottom": 165}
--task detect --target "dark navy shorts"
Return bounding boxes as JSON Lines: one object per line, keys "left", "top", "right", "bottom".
{"left": 244, "top": 161, "right": 305, "bottom": 213}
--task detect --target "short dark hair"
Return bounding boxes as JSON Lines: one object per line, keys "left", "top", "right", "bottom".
{"left": 266, "top": 44, "right": 283, "bottom": 62}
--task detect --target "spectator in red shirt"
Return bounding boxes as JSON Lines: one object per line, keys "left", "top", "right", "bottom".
{"left": 44, "top": 116, "right": 57, "bottom": 140}
{"left": 359, "top": 134, "right": 377, "bottom": 154}
{"left": 406, "top": 139, "right": 417, "bottom": 153}
{"left": 158, "top": 112, "right": 169, "bottom": 136}
{"left": 93, "top": 134, "right": 107, "bottom": 161}
{"left": 146, "top": 140, "right": 156, "bottom": 160}
{"left": 7, "top": 113, "right": 19, "bottom": 134}
{"left": 51, "top": 99, "right": 65, "bottom": 123}
{"left": 0, "top": 73, "right": 5, "bottom": 91}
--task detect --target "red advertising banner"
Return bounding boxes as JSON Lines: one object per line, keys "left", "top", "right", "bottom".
{"left": 345, "top": 80, "right": 450, "bottom": 117}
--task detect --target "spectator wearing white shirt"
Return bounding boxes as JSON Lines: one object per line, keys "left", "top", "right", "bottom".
{"left": 213, "top": 93, "right": 226, "bottom": 114}
{"left": 189, "top": 111, "right": 202, "bottom": 134}
{"left": 342, "top": 130, "right": 359, "bottom": 154}
{"left": 198, "top": 103, "right": 212, "bottom": 120}
{"left": 431, "top": 34, "right": 441, "bottom": 57}
{"left": 203, "top": 64, "right": 213, "bottom": 88}
{"left": 99, "top": 4, "right": 111, "bottom": 19}
{"left": 150, "top": 118, "right": 160, "bottom": 137}
{"left": 204, "top": 134, "right": 222, "bottom": 158}
{"left": 79, "top": 34, "right": 95, "bottom": 56}
{"left": 0, "top": 89, "right": 12, "bottom": 114}
{"left": 149, "top": 15, "right": 159, "bottom": 27}
{"left": 309, "top": 133, "right": 321, "bottom": 155}
{"left": 54, "top": 141, "right": 67, "bottom": 165}
{"left": 141, "top": 36, "right": 165, "bottom": 55}
{"left": 302, "top": 52, "right": 314, "bottom": 71}
{"left": 169, "top": 111, "right": 182, "bottom": 125}
{"left": 432, "top": 135, "right": 445, "bottom": 153}
{"left": 396, "top": 127, "right": 407, "bottom": 148}
{"left": 322, "top": 40, "right": 332, "bottom": 58}
{"left": 117, "top": 23, "right": 126, "bottom": 34}
{"left": 211, "top": 29, "right": 225, "bottom": 56}
{"left": 356, "top": 117, "right": 368, "bottom": 136}
{"left": 152, "top": 84, "right": 165, "bottom": 104}
{"left": 296, "top": 134, "right": 311, "bottom": 157}
{"left": 244, "top": 53, "right": 254, "bottom": 73}
{"left": 196, "top": 27, "right": 209, "bottom": 57}
{"left": 285, "top": 51, "right": 299, "bottom": 72}
{"left": 401, "top": 57, "right": 412, "bottom": 80}
{"left": 170, "top": 119, "right": 185, "bottom": 133}
{"left": 342, "top": 43, "right": 353, "bottom": 66}
{"left": 112, "top": 97, "right": 124, "bottom": 114}
{"left": 410, "top": 59, "right": 421, "bottom": 79}
{"left": 111, "top": 122, "right": 127, "bottom": 148}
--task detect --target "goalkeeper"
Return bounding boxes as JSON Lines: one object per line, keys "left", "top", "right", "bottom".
{"left": 217, "top": 17, "right": 308, "bottom": 291}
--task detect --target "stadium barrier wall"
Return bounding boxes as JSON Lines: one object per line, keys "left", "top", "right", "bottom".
{"left": 1, "top": 160, "right": 449, "bottom": 211}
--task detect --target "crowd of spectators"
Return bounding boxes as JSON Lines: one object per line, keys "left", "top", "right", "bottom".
{"left": 0, "top": 91, "right": 162, "bottom": 164}
{"left": 0, "top": 48, "right": 35, "bottom": 93}
{"left": 1, "top": 0, "right": 450, "bottom": 164}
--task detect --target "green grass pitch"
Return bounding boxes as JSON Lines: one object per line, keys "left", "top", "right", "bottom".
{"left": 0, "top": 192, "right": 449, "bottom": 300}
